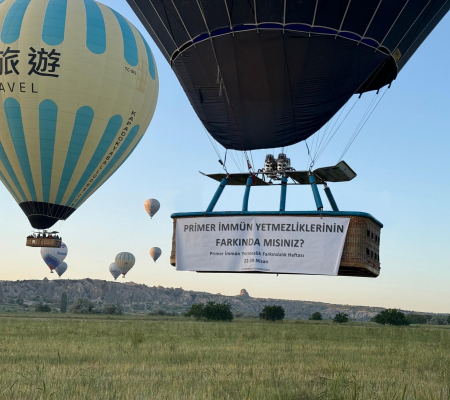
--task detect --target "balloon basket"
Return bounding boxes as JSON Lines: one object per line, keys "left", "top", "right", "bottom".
{"left": 170, "top": 162, "right": 382, "bottom": 278}
{"left": 26, "top": 237, "right": 61, "bottom": 248}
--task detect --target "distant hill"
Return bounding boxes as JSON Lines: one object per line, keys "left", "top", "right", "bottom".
{"left": 0, "top": 279, "right": 441, "bottom": 321}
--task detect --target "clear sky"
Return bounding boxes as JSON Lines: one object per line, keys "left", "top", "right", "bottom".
{"left": 1, "top": 1, "right": 449, "bottom": 314}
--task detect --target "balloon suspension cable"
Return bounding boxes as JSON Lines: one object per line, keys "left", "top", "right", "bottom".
{"left": 218, "top": 149, "right": 229, "bottom": 174}
{"left": 338, "top": 86, "right": 389, "bottom": 162}
{"left": 196, "top": 0, "right": 254, "bottom": 174}
{"left": 308, "top": 57, "right": 391, "bottom": 166}
{"left": 309, "top": 96, "right": 359, "bottom": 167}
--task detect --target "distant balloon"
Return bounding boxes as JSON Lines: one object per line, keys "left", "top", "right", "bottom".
{"left": 55, "top": 262, "right": 68, "bottom": 277}
{"left": 109, "top": 262, "right": 121, "bottom": 280}
{"left": 149, "top": 247, "right": 161, "bottom": 262}
{"left": 144, "top": 199, "right": 160, "bottom": 218}
{"left": 115, "top": 252, "right": 135, "bottom": 277}
{"left": 41, "top": 243, "right": 68, "bottom": 273}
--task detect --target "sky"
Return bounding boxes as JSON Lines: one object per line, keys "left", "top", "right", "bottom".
{"left": 1, "top": 1, "right": 449, "bottom": 314}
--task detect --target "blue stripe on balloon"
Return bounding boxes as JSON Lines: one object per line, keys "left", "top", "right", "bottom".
{"left": 55, "top": 106, "right": 94, "bottom": 205}
{"left": 42, "top": 0, "right": 67, "bottom": 46}
{"left": 1, "top": 0, "right": 32, "bottom": 44}
{"left": 0, "top": 168, "right": 20, "bottom": 203}
{"left": 83, "top": 0, "right": 106, "bottom": 54}
{"left": 0, "top": 142, "right": 26, "bottom": 202}
{"left": 109, "top": 8, "right": 138, "bottom": 66}
{"left": 39, "top": 100, "right": 58, "bottom": 203}
{"left": 65, "top": 114, "right": 122, "bottom": 206}
{"left": 4, "top": 98, "right": 37, "bottom": 202}
{"left": 138, "top": 31, "right": 156, "bottom": 80}
{"left": 75, "top": 125, "right": 140, "bottom": 208}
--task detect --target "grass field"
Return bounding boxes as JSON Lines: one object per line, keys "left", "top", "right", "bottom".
{"left": 0, "top": 314, "right": 449, "bottom": 400}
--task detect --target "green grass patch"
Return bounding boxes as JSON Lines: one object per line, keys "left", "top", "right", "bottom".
{"left": 0, "top": 314, "right": 449, "bottom": 399}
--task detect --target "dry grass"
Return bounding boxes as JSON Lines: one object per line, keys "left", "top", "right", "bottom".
{"left": 0, "top": 314, "right": 449, "bottom": 399}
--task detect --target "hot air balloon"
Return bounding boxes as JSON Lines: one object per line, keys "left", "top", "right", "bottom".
{"left": 144, "top": 199, "right": 160, "bottom": 218}
{"left": 0, "top": 0, "right": 158, "bottom": 236}
{"left": 128, "top": 0, "right": 448, "bottom": 150}
{"left": 128, "top": 1, "right": 449, "bottom": 278}
{"left": 41, "top": 242, "right": 68, "bottom": 273}
{"left": 149, "top": 247, "right": 161, "bottom": 262}
{"left": 109, "top": 262, "right": 121, "bottom": 280}
{"left": 55, "top": 262, "right": 67, "bottom": 278}
{"left": 115, "top": 252, "right": 135, "bottom": 278}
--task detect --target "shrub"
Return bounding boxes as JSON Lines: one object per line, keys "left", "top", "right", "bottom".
{"left": 71, "top": 298, "right": 95, "bottom": 314}
{"left": 35, "top": 302, "right": 51, "bottom": 312}
{"left": 333, "top": 312, "right": 349, "bottom": 323}
{"left": 16, "top": 298, "right": 24, "bottom": 306}
{"left": 185, "top": 302, "right": 234, "bottom": 321}
{"left": 259, "top": 305, "right": 285, "bottom": 322}
{"left": 373, "top": 309, "right": 409, "bottom": 326}
{"left": 102, "top": 304, "right": 123, "bottom": 315}
{"left": 185, "top": 303, "right": 206, "bottom": 320}
{"left": 310, "top": 312, "right": 323, "bottom": 321}
{"left": 203, "top": 302, "right": 233, "bottom": 322}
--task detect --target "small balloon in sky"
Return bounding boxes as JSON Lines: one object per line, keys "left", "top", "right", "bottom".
{"left": 41, "top": 243, "right": 68, "bottom": 273}
{"left": 144, "top": 199, "right": 160, "bottom": 218}
{"left": 149, "top": 247, "right": 162, "bottom": 262}
{"left": 115, "top": 252, "right": 136, "bottom": 278}
{"left": 55, "top": 262, "right": 68, "bottom": 277}
{"left": 109, "top": 262, "right": 121, "bottom": 280}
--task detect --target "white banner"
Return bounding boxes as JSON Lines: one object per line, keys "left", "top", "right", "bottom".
{"left": 176, "top": 216, "right": 350, "bottom": 275}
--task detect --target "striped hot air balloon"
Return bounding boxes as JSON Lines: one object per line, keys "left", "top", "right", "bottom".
{"left": 0, "top": 0, "right": 158, "bottom": 229}
{"left": 115, "top": 252, "right": 135, "bottom": 277}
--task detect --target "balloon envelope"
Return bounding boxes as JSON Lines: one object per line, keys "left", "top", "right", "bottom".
{"left": 149, "top": 247, "right": 162, "bottom": 262}
{"left": 55, "top": 262, "right": 67, "bottom": 277}
{"left": 0, "top": 0, "right": 158, "bottom": 229}
{"left": 109, "top": 262, "right": 121, "bottom": 280}
{"left": 115, "top": 252, "right": 135, "bottom": 277}
{"left": 41, "top": 242, "right": 68, "bottom": 272}
{"left": 128, "top": 0, "right": 449, "bottom": 150}
{"left": 144, "top": 199, "right": 160, "bottom": 218}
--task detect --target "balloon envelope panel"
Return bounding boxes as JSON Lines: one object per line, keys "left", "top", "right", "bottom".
{"left": 128, "top": 0, "right": 449, "bottom": 150}
{"left": 41, "top": 242, "right": 68, "bottom": 271}
{"left": 0, "top": 0, "right": 158, "bottom": 229}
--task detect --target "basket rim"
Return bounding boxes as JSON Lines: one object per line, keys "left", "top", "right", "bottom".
{"left": 171, "top": 211, "right": 383, "bottom": 228}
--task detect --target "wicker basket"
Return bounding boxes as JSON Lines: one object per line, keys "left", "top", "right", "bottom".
{"left": 170, "top": 213, "right": 381, "bottom": 278}
{"left": 26, "top": 237, "right": 62, "bottom": 248}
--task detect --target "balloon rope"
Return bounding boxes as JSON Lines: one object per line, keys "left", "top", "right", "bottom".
{"left": 195, "top": 0, "right": 254, "bottom": 173}
{"left": 313, "top": 96, "right": 359, "bottom": 164}
{"left": 338, "top": 87, "right": 389, "bottom": 161}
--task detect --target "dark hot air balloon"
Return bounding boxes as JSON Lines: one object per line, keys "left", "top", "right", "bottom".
{"left": 127, "top": 0, "right": 449, "bottom": 150}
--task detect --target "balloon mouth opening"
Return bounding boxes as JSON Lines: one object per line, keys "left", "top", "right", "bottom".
{"left": 19, "top": 202, "right": 75, "bottom": 229}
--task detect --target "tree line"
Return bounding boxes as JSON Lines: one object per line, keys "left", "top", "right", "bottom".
{"left": 31, "top": 292, "right": 450, "bottom": 325}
